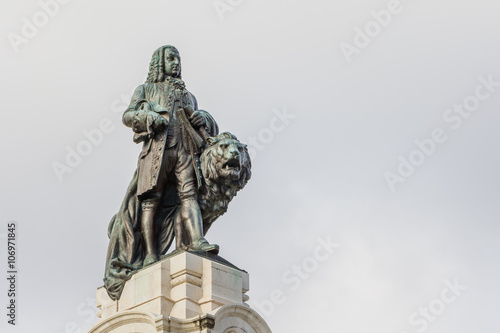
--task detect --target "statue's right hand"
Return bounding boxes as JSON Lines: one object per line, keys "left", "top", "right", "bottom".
{"left": 151, "top": 113, "right": 168, "bottom": 130}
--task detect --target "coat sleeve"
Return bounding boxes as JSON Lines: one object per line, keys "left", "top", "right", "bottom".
{"left": 123, "top": 85, "right": 145, "bottom": 128}
{"left": 123, "top": 84, "right": 162, "bottom": 137}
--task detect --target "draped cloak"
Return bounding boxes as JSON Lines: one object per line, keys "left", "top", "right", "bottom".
{"left": 103, "top": 80, "right": 218, "bottom": 300}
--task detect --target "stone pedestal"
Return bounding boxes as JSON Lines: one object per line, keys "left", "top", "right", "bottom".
{"left": 88, "top": 251, "right": 271, "bottom": 333}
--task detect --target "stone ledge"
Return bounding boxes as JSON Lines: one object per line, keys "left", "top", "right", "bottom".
{"left": 88, "top": 304, "right": 271, "bottom": 333}
{"left": 96, "top": 251, "right": 250, "bottom": 321}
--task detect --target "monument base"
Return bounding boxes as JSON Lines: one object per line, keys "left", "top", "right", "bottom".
{"left": 88, "top": 251, "right": 271, "bottom": 333}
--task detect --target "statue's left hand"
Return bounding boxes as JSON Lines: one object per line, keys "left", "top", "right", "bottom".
{"left": 189, "top": 111, "right": 207, "bottom": 129}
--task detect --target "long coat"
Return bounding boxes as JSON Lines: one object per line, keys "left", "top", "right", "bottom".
{"left": 103, "top": 79, "right": 218, "bottom": 300}
{"left": 123, "top": 80, "right": 217, "bottom": 196}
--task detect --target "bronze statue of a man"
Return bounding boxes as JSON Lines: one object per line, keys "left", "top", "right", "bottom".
{"left": 103, "top": 46, "right": 223, "bottom": 299}
{"left": 125, "top": 45, "right": 220, "bottom": 264}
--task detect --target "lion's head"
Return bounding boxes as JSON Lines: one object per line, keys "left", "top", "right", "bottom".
{"left": 198, "top": 132, "right": 251, "bottom": 228}
{"left": 201, "top": 132, "right": 251, "bottom": 189}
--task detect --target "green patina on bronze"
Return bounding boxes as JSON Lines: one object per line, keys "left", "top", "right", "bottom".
{"left": 103, "top": 46, "right": 251, "bottom": 300}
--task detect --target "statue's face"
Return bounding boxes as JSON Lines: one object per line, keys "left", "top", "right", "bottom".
{"left": 164, "top": 49, "right": 181, "bottom": 77}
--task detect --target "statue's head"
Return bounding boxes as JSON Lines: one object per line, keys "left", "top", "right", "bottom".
{"left": 146, "top": 45, "right": 182, "bottom": 83}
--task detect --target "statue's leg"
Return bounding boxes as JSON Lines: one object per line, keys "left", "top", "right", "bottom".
{"left": 175, "top": 150, "right": 219, "bottom": 254}
{"left": 203, "top": 221, "right": 213, "bottom": 236}
{"left": 161, "top": 145, "right": 189, "bottom": 252}
{"left": 174, "top": 208, "right": 189, "bottom": 251}
{"left": 180, "top": 199, "right": 218, "bottom": 254}
{"left": 141, "top": 196, "right": 160, "bottom": 266}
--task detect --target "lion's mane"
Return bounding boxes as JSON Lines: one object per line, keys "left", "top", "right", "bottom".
{"left": 198, "top": 132, "right": 252, "bottom": 228}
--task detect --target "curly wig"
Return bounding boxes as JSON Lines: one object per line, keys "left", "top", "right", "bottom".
{"left": 146, "top": 45, "right": 182, "bottom": 83}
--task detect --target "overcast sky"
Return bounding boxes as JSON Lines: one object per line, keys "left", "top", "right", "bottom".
{"left": 1, "top": 0, "right": 499, "bottom": 332}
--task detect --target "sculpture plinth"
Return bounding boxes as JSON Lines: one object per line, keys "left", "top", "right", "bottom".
{"left": 89, "top": 251, "right": 271, "bottom": 333}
